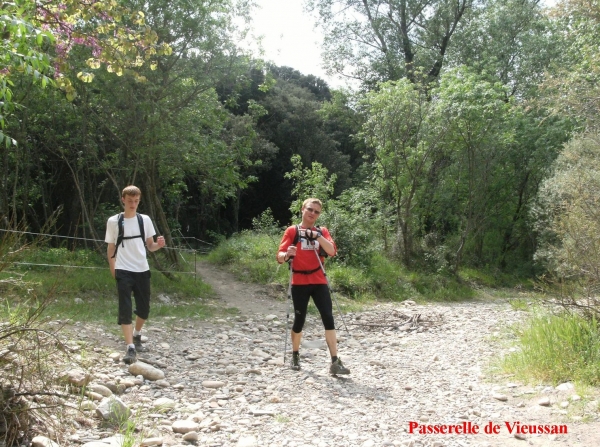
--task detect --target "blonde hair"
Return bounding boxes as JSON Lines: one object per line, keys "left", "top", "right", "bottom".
{"left": 302, "top": 198, "right": 322, "bottom": 209}
{"left": 121, "top": 185, "right": 141, "bottom": 198}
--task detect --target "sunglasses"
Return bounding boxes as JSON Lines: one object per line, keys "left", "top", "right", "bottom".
{"left": 305, "top": 207, "right": 321, "bottom": 215}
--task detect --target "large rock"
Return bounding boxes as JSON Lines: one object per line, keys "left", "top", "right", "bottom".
{"left": 95, "top": 396, "right": 130, "bottom": 423}
{"left": 152, "top": 397, "right": 176, "bottom": 410}
{"left": 62, "top": 369, "right": 92, "bottom": 387}
{"left": 128, "top": 361, "right": 165, "bottom": 381}
{"left": 172, "top": 420, "right": 199, "bottom": 433}
{"left": 32, "top": 436, "right": 60, "bottom": 447}
{"left": 87, "top": 383, "right": 113, "bottom": 397}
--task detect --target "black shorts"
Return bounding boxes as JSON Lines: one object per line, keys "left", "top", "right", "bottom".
{"left": 115, "top": 269, "right": 151, "bottom": 324}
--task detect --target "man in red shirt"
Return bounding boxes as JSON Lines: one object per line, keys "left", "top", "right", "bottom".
{"left": 277, "top": 198, "right": 350, "bottom": 375}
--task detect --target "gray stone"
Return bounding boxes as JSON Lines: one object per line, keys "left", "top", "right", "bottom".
{"left": 31, "top": 436, "right": 60, "bottom": 447}
{"left": 128, "top": 361, "right": 165, "bottom": 381}
{"left": 95, "top": 396, "right": 130, "bottom": 422}
{"left": 172, "top": 420, "right": 199, "bottom": 433}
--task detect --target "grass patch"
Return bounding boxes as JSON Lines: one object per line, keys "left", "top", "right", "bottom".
{"left": 1, "top": 247, "right": 215, "bottom": 325}
{"left": 502, "top": 312, "right": 600, "bottom": 385}
{"left": 205, "top": 231, "right": 506, "bottom": 303}
{"left": 207, "top": 231, "right": 281, "bottom": 284}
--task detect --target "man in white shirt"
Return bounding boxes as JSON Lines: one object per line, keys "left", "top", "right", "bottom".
{"left": 105, "top": 185, "right": 166, "bottom": 364}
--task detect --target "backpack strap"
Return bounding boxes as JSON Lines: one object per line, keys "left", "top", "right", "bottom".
{"left": 111, "top": 213, "right": 146, "bottom": 259}
{"left": 137, "top": 213, "right": 145, "bottom": 244}
{"left": 293, "top": 224, "right": 328, "bottom": 258}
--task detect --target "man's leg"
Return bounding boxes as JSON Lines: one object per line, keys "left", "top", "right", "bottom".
{"left": 121, "top": 324, "right": 133, "bottom": 345}
{"left": 325, "top": 329, "right": 338, "bottom": 357}
{"left": 290, "top": 286, "right": 310, "bottom": 370}
{"left": 312, "top": 284, "right": 350, "bottom": 374}
{"left": 132, "top": 271, "right": 151, "bottom": 352}
{"left": 291, "top": 330, "right": 303, "bottom": 351}
{"left": 134, "top": 316, "right": 146, "bottom": 332}
{"left": 116, "top": 270, "right": 137, "bottom": 364}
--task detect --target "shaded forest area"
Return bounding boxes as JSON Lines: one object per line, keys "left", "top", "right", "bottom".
{"left": 2, "top": 0, "right": 599, "bottom": 280}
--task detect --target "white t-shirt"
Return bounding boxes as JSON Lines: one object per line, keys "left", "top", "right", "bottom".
{"left": 105, "top": 214, "right": 156, "bottom": 272}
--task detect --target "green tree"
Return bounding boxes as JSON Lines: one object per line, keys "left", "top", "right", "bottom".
{"left": 540, "top": 0, "right": 600, "bottom": 131}
{"left": 306, "top": 0, "right": 475, "bottom": 86}
{"left": 360, "top": 79, "right": 447, "bottom": 266}
{"left": 62, "top": 0, "right": 254, "bottom": 255}
{"left": 431, "top": 68, "right": 514, "bottom": 272}
{"left": 284, "top": 154, "right": 337, "bottom": 218}
{"left": 0, "top": 0, "right": 166, "bottom": 145}
{"left": 247, "top": 69, "right": 353, "bottom": 224}
{"left": 450, "top": 0, "right": 558, "bottom": 99}
{"left": 533, "top": 134, "right": 600, "bottom": 320}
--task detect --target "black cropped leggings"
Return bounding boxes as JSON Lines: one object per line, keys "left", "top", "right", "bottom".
{"left": 291, "top": 284, "right": 335, "bottom": 332}
{"left": 115, "top": 269, "right": 151, "bottom": 324}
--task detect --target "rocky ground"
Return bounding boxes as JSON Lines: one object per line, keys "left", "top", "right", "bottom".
{"left": 39, "top": 262, "right": 600, "bottom": 447}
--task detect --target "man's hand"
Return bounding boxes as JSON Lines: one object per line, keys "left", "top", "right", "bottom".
{"left": 305, "top": 228, "right": 322, "bottom": 240}
{"left": 147, "top": 236, "right": 166, "bottom": 252}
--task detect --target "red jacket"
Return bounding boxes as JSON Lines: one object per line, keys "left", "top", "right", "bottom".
{"left": 278, "top": 225, "right": 336, "bottom": 285}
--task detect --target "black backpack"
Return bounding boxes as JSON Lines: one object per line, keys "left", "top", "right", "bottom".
{"left": 111, "top": 213, "right": 146, "bottom": 259}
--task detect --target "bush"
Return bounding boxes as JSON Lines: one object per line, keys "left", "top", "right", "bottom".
{"left": 533, "top": 133, "right": 600, "bottom": 320}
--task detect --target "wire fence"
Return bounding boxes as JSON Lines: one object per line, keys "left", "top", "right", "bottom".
{"left": 0, "top": 228, "right": 214, "bottom": 279}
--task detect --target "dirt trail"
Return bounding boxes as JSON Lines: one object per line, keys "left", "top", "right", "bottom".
{"left": 193, "top": 262, "right": 600, "bottom": 447}
{"left": 195, "top": 260, "right": 285, "bottom": 316}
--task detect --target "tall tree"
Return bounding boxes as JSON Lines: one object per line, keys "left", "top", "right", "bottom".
{"left": 62, "top": 0, "right": 254, "bottom": 257}
{"left": 360, "top": 79, "right": 447, "bottom": 266}
{"left": 306, "top": 0, "right": 475, "bottom": 86}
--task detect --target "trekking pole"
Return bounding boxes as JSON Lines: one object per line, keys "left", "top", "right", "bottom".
{"left": 312, "top": 246, "right": 351, "bottom": 337}
{"left": 283, "top": 257, "right": 294, "bottom": 365}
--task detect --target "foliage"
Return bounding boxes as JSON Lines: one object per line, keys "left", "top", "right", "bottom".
{"left": 450, "top": 0, "right": 557, "bottom": 100}
{"left": 318, "top": 187, "right": 382, "bottom": 267}
{"left": 306, "top": 0, "right": 476, "bottom": 87}
{"left": 233, "top": 68, "right": 354, "bottom": 227}
{"left": 284, "top": 154, "right": 337, "bottom": 217}
{"left": 360, "top": 79, "right": 446, "bottom": 266}
{"left": 208, "top": 229, "right": 484, "bottom": 302}
{"left": 0, "top": 0, "right": 169, "bottom": 146}
{"left": 206, "top": 232, "right": 281, "bottom": 284}
{"left": 503, "top": 312, "right": 600, "bottom": 385}
{"left": 431, "top": 67, "right": 515, "bottom": 273}
{"left": 533, "top": 133, "right": 600, "bottom": 320}
{"left": 2, "top": 0, "right": 256, "bottom": 257}
{"left": 542, "top": 0, "right": 600, "bottom": 132}
{"left": 252, "top": 208, "right": 283, "bottom": 237}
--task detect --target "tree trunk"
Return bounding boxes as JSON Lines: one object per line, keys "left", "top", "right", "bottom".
{"left": 143, "top": 172, "right": 179, "bottom": 268}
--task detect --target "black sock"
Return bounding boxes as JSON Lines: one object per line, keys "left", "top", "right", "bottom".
{"left": 293, "top": 351, "right": 299, "bottom": 356}
{"left": 331, "top": 356, "right": 338, "bottom": 363}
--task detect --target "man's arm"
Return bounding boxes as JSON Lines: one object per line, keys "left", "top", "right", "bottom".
{"left": 316, "top": 235, "right": 336, "bottom": 257}
{"left": 146, "top": 236, "right": 166, "bottom": 252}
{"left": 107, "top": 243, "right": 116, "bottom": 279}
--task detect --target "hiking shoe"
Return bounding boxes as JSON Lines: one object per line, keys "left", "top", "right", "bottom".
{"left": 123, "top": 346, "right": 137, "bottom": 365}
{"left": 291, "top": 353, "right": 301, "bottom": 371}
{"left": 133, "top": 334, "right": 147, "bottom": 352}
{"left": 329, "top": 358, "right": 350, "bottom": 375}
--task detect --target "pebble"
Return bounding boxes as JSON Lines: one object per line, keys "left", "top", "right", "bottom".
{"left": 34, "top": 301, "right": 600, "bottom": 447}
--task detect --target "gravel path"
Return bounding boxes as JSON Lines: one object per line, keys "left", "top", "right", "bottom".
{"left": 53, "top": 263, "right": 600, "bottom": 447}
